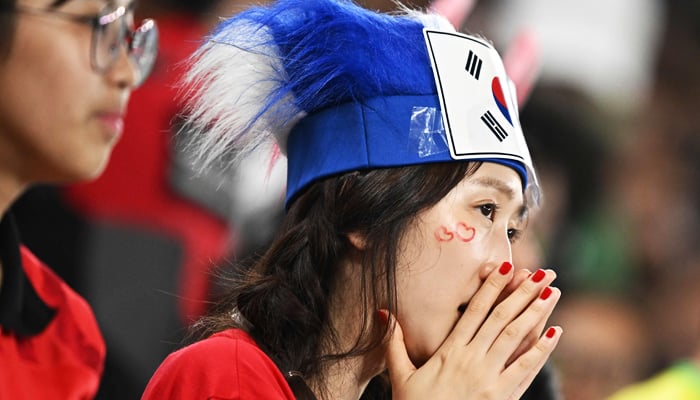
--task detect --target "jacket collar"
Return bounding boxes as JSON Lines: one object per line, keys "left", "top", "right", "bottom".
{"left": 0, "top": 213, "right": 55, "bottom": 336}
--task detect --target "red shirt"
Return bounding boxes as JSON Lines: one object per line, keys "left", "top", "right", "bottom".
{"left": 0, "top": 236, "right": 105, "bottom": 400}
{"left": 142, "top": 329, "right": 296, "bottom": 400}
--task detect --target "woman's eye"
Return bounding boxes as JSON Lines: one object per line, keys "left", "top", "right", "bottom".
{"left": 479, "top": 204, "right": 495, "bottom": 219}
{"left": 507, "top": 228, "right": 522, "bottom": 243}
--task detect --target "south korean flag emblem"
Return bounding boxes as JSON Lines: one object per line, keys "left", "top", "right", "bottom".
{"left": 423, "top": 29, "right": 536, "bottom": 183}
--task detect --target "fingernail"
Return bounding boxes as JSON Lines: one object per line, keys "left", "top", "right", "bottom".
{"left": 377, "top": 309, "right": 388, "bottom": 325}
{"left": 531, "top": 269, "right": 546, "bottom": 283}
{"left": 539, "top": 287, "right": 553, "bottom": 300}
{"left": 498, "top": 261, "right": 513, "bottom": 275}
{"left": 545, "top": 327, "right": 556, "bottom": 338}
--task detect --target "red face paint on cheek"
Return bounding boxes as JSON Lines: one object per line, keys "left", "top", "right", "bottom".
{"left": 434, "top": 226, "right": 454, "bottom": 242}
{"left": 454, "top": 222, "right": 476, "bottom": 242}
{"left": 434, "top": 222, "right": 476, "bottom": 243}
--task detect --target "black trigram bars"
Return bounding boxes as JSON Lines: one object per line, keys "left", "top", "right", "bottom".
{"left": 465, "top": 50, "right": 483, "bottom": 79}
{"left": 481, "top": 111, "right": 508, "bottom": 142}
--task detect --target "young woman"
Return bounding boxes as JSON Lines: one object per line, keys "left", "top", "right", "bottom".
{"left": 142, "top": 0, "right": 561, "bottom": 399}
{"left": 0, "top": 0, "right": 157, "bottom": 398}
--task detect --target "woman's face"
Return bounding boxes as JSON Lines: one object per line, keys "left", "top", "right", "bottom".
{"left": 395, "top": 162, "right": 526, "bottom": 365}
{"left": 0, "top": 0, "right": 136, "bottom": 184}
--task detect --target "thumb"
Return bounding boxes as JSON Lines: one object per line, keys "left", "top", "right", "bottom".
{"left": 382, "top": 310, "right": 417, "bottom": 386}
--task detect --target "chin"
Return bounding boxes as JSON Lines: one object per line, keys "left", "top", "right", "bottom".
{"left": 76, "top": 166, "right": 108, "bottom": 183}
{"left": 55, "top": 158, "right": 110, "bottom": 184}
{"left": 86, "top": 162, "right": 109, "bottom": 180}
{"left": 406, "top": 341, "right": 438, "bottom": 368}
{"left": 402, "top": 322, "right": 451, "bottom": 367}
{"left": 81, "top": 151, "right": 113, "bottom": 180}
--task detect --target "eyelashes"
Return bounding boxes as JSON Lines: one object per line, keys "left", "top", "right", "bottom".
{"left": 479, "top": 203, "right": 495, "bottom": 218}
{"left": 507, "top": 228, "right": 522, "bottom": 243}
{"left": 476, "top": 202, "right": 523, "bottom": 243}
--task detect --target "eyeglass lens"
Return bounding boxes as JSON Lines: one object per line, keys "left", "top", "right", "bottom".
{"left": 93, "top": 6, "right": 158, "bottom": 87}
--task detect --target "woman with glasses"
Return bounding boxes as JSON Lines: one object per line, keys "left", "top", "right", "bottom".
{"left": 143, "top": 0, "right": 561, "bottom": 399}
{"left": 0, "top": 0, "right": 157, "bottom": 398}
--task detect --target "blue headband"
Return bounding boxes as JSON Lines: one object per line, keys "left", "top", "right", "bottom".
{"left": 286, "top": 95, "right": 528, "bottom": 204}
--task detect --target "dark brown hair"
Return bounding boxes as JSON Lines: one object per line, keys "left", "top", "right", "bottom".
{"left": 0, "top": 0, "right": 17, "bottom": 58}
{"left": 0, "top": 0, "right": 71, "bottom": 59}
{"left": 193, "top": 161, "right": 482, "bottom": 399}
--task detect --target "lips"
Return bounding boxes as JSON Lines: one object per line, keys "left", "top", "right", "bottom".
{"left": 99, "top": 113, "right": 124, "bottom": 126}
{"left": 96, "top": 110, "right": 126, "bottom": 140}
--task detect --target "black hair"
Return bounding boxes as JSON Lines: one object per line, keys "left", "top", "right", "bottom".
{"left": 146, "top": 0, "right": 223, "bottom": 15}
{"left": 0, "top": 0, "right": 73, "bottom": 59}
{"left": 193, "top": 161, "right": 482, "bottom": 399}
{"left": 0, "top": 0, "right": 17, "bottom": 58}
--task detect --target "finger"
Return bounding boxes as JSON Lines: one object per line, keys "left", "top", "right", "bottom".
{"left": 509, "top": 268, "right": 556, "bottom": 299}
{"left": 470, "top": 269, "right": 555, "bottom": 350}
{"left": 506, "top": 310, "right": 548, "bottom": 367}
{"left": 503, "top": 326, "right": 562, "bottom": 399}
{"left": 498, "top": 268, "right": 531, "bottom": 304}
{"left": 489, "top": 286, "right": 560, "bottom": 368}
{"left": 503, "top": 28, "right": 540, "bottom": 106}
{"left": 383, "top": 310, "right": 417, "bottom": 387}
{"left": 444, "top": 261, "right": 514, "bottom": 348}
{"left": 429, "top": 0, "right": 476, "bottom": 30}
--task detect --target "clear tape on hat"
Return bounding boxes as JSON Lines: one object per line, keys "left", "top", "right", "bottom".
{"left": 409, "top": 106, "right": 450, "bottom": 158}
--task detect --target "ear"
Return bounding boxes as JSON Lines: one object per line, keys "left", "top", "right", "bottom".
{"left": 347, "top": 232, "right": 367, "bottom": 250}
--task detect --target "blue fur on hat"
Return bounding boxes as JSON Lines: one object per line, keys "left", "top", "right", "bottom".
{"left": 182, "top": 0, "right": 529, "bottom": 205}
{"left": 220, "top": 0, "right": 439, "bottom": 112}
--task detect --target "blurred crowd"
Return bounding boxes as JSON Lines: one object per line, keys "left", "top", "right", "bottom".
{"left": 9, "top": 0, "right": 700, "bottom": 398}
{"left": 470, "top": 1, "right": 700, "bottom": 399}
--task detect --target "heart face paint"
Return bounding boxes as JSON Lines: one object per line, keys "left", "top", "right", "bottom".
{"left": 434, "top": 226, "right": 455, "bottom": 242}
{"left": 434, "top": 222, "right": 476, "bottom": 243}
{"left": 454, "top": 222, "right": 476, "bottom": 242}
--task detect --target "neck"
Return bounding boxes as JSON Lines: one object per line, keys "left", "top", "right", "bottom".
{"left": 0, "top": 161, "right": 27, "bottom": 295}
{"left": 309, "top": 341, "right": 386, "bottom": 400}
{"left": 308, "top": 257, "right": 387, "bottom": 400}
{"left": 0, "top": 165, "right": 26, "bottom": 218}
{"left": 0, "top": 136, "right": 29, "bottom": 297}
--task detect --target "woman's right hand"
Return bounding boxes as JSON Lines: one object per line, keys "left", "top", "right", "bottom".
{"left": 383, "top": 266, "right": 561, "bottom": 399}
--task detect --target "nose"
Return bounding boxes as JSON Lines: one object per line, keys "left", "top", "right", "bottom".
{"left": 106, "top": 42, "right": 138, "bottom": 89}
{"left": 478, "top": 229, "right": 513, "bottom": 279}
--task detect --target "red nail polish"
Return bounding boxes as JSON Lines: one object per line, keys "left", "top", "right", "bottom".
{"left": 376, "top": 310, "right": 388, "bottom": 325}
{"left": 498, "top": 261, "right": 513, "bottom": 275}
{"left": 545, "top": 327, "right": 556, "bottom": 338}
{"left": 540, "top": 287, "right": 552, "bottom": 300}
{"left": 531, "top": 269, "right": 546, "bottom": 283}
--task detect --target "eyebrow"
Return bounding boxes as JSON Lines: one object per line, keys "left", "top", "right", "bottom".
{"left": 472, "top": 177, "right": 528, "bottom": 221}
{"left": 471, "top": 177, "right": 516, "bottom": 200}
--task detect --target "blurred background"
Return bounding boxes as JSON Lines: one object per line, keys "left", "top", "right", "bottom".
{"left": 10, "top": 0, "right": 700, "bottom": 398}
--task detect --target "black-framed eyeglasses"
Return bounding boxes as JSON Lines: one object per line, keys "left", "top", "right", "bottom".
{"left": 1, "top": 2, "right": 158, "bottom": 87}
